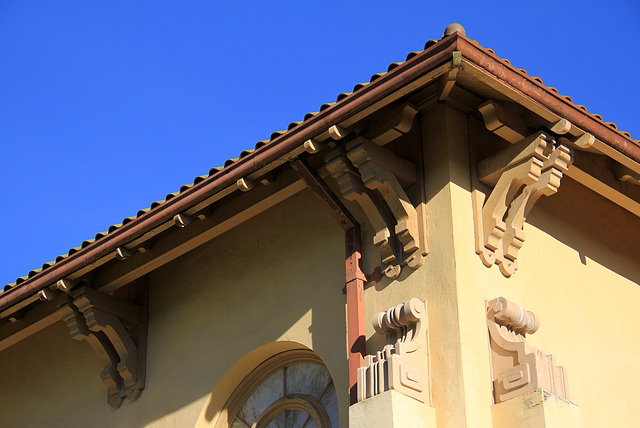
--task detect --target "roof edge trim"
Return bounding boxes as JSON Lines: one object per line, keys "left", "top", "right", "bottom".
{"left": 0, "top": 35, "right": 461, "bottom": 314}
{"left": 457, "top": 36, "right": 640, "bottom": 166}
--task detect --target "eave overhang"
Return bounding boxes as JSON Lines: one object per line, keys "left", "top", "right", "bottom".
{"left": 455, "top": 36, "right": 640, "bottom": 172}
{"left": 1, "top": 30, "right": 639, "bottom": 318}
{"left": 0, "top": 35, "right": 459, "bottom": 315}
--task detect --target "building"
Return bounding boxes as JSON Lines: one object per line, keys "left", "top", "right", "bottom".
{"left": 1, "top": 23, "right": 638, "bottom": 427}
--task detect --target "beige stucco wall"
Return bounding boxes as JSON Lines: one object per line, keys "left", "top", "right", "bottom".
{"left": 451, "top": 174, "right": 640, "bottom": 428}
{"left": 446, "top": 106, "right": 640, "bottom": 428}
{"left": 0, "top": 189, "right": 349, "bottom": 427}
{"left": 358, "top": 104, "right": 640, "bottom": 428}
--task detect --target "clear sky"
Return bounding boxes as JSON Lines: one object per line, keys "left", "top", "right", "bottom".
{"left": 1, "top": 1, "right": 639, "bottom": 287}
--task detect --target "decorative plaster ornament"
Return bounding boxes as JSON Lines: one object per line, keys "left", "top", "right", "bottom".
{"left": 486, "top": 297, "right": 569, "bottom": 403}
{"left": 357, "top": 298, "right": 430, "bottom": 403}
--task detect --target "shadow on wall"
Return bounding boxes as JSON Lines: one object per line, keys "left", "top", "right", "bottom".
{"left": 527, "top": 176, "right": 640, "bottom": 285}
{"left": 0, "top": 190, "right": 348, "bottom": 428}
{"left": 200, "top": 342, "right": 307, "bottom": 424}
{"left": 141, "top": 190, "right": 348, "bottom": 427}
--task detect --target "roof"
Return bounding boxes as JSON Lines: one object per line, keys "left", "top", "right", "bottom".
{"left": 2, "top": 24, "right": 639, "bottom": 314}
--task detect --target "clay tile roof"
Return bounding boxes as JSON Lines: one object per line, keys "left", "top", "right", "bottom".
{"left": 470, "top": 38, "right": 639, "bottom": 146}
{"left": 1, "top": 27, "right": 638, "bottom": 303}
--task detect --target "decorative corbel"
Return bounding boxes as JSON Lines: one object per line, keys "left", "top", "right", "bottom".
{"left": 115, "top": 247, "right": 132, "bottom": 260}
{"left": 304, "top": 138, "right": 326, "bottom": 154}
{"left": 473, "top": 131, "right": 573, "bottom": 276}
{"left": 368, "top": 104, "right": 419, "bottom": 146}
{"left": 174, "top": 213, "right": 193, "bottom": 228}
{"left": 347, "top": 138, "right": 424, "bottom": 268}
{"left": 614, "top": 163, "right": 640, "bottom": 186}
{"left": 486, "top": 297, "right": 569, "bottom": 403}
{"left": 478, "top": 100, "right": 529, "bottom": 144}
{"left": 325, "top": 136, "right": 427, "bottom": 279}
{"left": 480, "top": 99, "right": 596, "bottom": 150}
{"left": 325, "top": 150, "right": 398, "bottom": 274}
{"left": 236, "top": 177, "right": 255, "bottom": 192}
{"left": 56, "top": 285, "right": 147, "bottom": 409}
{"left": 357, "top": 298, "right": 429, "bottom": 403}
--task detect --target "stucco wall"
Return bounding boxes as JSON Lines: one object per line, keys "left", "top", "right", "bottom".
{"left": 449, "top": 110, "right": 640, "bottom": 428}
{"left": 0, "top": 189, "right": 348, "bottom": 427}
{"left": 450, "top": 174, "right": 640, "bottom": 428}
{"left": 356, "top": 104, "right": 471, "bottom": 428}
{"left": 358, "top": 105, "right": 640, "bottom": 428}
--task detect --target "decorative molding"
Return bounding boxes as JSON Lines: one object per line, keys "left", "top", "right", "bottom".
{"left": 326, "top": 136, "right": 427, "bottom": 279}
{"left": 56, "top": 285, "right": 147, "bottom": 409}
{"left": 614, "top": 163, "right": 640, "bottom": 186}
{"left": 487, "top": 297, "right": 569, "bottom": 403}
{"left": 473, "top": 131, "right": 573, "bottom": 276}
{"left": 357, "top": 298, "right": 429, "bottom": 403}
{"left": 478, "top": 100, "right": 529, "bottom": 144}
{"left": 368, "top": 104, "right": 419, "bottom": 146}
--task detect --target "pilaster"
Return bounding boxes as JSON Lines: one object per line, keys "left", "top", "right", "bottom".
{"left": 420, "top": 103, "right": 470, "bottom": 427}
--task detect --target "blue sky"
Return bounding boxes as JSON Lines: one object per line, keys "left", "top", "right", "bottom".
{"left": 1, "top": 1, "right": 639, "bottom": 286}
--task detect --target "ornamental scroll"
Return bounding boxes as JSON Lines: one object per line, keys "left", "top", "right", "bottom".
{"left": 356, "top": 298, "right": 429, "bottom": 403}
{"left": 56, "top": 285, "right": 147, "bottom": 409}
{"left": 473, "top": 131, "right": 573, "bottom": 277}
{"left": 487, "top": 297, "right": 569, "bottom": 403}
{"left": 325, "top": 138, "right": 427, "bottom": 280}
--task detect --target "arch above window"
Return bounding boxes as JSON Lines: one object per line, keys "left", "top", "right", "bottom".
{"left": 219, "top": 349, "right": 338, "bottom": 428}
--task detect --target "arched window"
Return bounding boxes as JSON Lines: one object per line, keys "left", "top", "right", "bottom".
{"left": 221, "top": 349, "right": 338, "bottom": 428}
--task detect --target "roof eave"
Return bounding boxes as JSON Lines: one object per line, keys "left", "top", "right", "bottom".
{"left": 4, "top": 31, "right": 638, "bottom": 316}
{"left": 455, "top": 35, "right": 640, "bottom": 170}
{"left": 0, "top": 34, "right": 461, "bottom": 315}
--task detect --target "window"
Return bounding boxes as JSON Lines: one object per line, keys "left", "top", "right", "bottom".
{"left": 223, "top": 349, "right": 338, "bottom": 428}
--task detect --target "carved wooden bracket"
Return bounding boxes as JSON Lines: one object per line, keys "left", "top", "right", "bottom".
{"left": 614, "top": 163, "right": 640, "bottom": 186}
{"left": 56, "top": 285, "right": 147, "bottom": 409}
{"left": 473, "top": 131, "right": 573, "bottom": 276}
{"left": 479, "top": 99, "right": 596, "bottom": 150}
{"left": 478, "top": 100, "right": 529, "bottom": 144}
{"left": 325, "top": 137, "right": 426, "bottom": 279}
{"left": 487, "top": 297, "right": 569, "bottom": 403}
{"left": 357, "top": 298, "right": 429, "bottom": 403}
{"left": 367, "top": 104, "right": 419, "bottom": 146}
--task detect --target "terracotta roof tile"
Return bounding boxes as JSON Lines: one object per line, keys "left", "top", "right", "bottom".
{"left": 353, "top": 82, "right": 369, "bottom": 92}
{"left": 288, "top": 121, "right": 302, "bottom": 130}
{"left": 337, "top": 92, "right": 351, "bottom": 102}
{"left": 320, "top": 102, "right": 334, "bottom": 111}
{"left": 469, "top": 37, "right": 639, "bottom": 145}
{"left": 3, "top": 30, "right": 638, "bottom": 292}
{"left": 254, "top": 141, "right": 269, "bottom": 150}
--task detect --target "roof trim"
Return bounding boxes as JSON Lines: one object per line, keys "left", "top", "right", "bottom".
{"left": 0, "top": 35, "right": 459, "bottom": 313}
{"left": 3, "top": 30, "right": 639, "bottom": 315}
{"left": 456, "top": 36, "right": 640, "bottom": 164}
